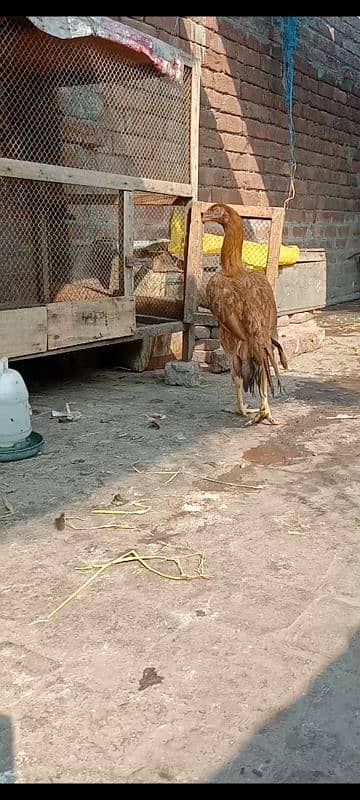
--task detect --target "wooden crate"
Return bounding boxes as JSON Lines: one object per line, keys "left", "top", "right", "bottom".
{"left": 1, "top": 297, "right": 136, "bottom": 358}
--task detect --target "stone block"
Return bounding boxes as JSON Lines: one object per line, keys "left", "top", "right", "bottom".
{"left": 164, "top": 360, "right": 203, "bottom": 387}
{"left": 194, "top": 339, "right": 219, "bottom": 351}
{"left": 289, "top": 311, "right": 314, "bottom": 324}
{"left": 210, "top": 348, "right": 230, "bottom": 373}
{"left": 277, "top": 315, "right": 290, "bottom": 327}
{"left": 195, "top": 325, "right": 210, "bottom": 339}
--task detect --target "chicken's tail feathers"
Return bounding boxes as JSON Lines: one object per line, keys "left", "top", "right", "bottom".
{"left": 265, "top": 347, "right": 280, "bottom": 395}
{"left": 232, "top": 348, "right": 274, "bottom": 396}
{"left": 271, "top": 336, "right": 288, "bottom": 371}
{"left": 233, "top": 337, "right": 287, "bottom": 397}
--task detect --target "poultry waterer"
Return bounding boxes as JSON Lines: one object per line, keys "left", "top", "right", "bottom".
{"left": 0, "top": 357, "right": 43, "bottom": 462}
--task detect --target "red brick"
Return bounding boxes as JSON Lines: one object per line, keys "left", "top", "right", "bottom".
{"left": 214, "top": 112, "right": 245, "bottom": 135}
{"left": 292, "top": 227, "right": 307, "bottom": 238}
{"left": 205, "top": 88, "right": 241, "bottom": 116}
{"left": 212, "top": 72, "right": 239, "bottom": 96}
{"left": 200, "top": 129, "right": 223, "bottom": 149}
{"left": 199, "top": 109, "right": 216, "bottom": 130}
{"left": 211, "top": 188, "right": 246, "bottom": 204}
{"left": 198, "top": 187, "right": 212, "bottom": 202}
{"left": 220, "top": 133, "right": 251, "bottom": 153}
{"left": 200, "top": 147, "right": 229, "bottom": 169}
{"left": 145, "top": 17, "right": 178, "bottom": 35}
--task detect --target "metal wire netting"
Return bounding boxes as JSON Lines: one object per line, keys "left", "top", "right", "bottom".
{"left": 1, "top": 16, "right": 192, "bottom": 184}
{"left": 0, "top": 177, "right": 124, "bottom": 308}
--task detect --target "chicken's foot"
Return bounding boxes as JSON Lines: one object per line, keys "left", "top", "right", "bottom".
{"left": 224, "top": 376, "right": 258, "bottom": 417}
{"left": 245, "top": 375, "right": 279, "bottom": 426}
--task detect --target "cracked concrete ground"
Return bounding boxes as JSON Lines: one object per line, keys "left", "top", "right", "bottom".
{"left": 1, "top": 305, "right": 360, "bottom": 783}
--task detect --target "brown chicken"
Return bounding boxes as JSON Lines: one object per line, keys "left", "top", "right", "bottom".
{"left": 202, "top": 203, "right": 287, "bottom": 425}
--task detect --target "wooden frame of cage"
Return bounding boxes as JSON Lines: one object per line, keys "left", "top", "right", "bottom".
{"left": 0, "top": 18, "right": 201, "bottom": 362}
{"left": 183, "top": 201, "right": 285, "bottom": 338}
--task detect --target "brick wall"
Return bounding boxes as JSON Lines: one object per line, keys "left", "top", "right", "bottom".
{"left": 118, "top": 16, "right": 360, "bottom": 305}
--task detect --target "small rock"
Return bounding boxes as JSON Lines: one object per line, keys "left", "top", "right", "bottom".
{"left": 195, "top": 325, "right": 210, "bottom": 339}
{"left": 138, "top": 667, "right": 164, "bottom": 691}
{"left": 289, "top": 311, "right": 313, "bottom": 324}
{"left": 277, "top": 314, "right": 290, "bottom": 327}
{"left": 211, "top": 326, "right": 220, "bottom": 339}
{"left": 210, "top": 348, "right": 230, "bottom": 373}
{"left": 164, "top": 360, "right": 203, "bottom": 387}
{"left": 194, "top": 338, "right": 219, "bottom": 351}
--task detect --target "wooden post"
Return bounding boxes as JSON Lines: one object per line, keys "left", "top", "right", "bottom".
{"left": 110, "top": 191, "right": 134, "bottom": 296}
{"left": 266, "top": 207, "right": 285, "bottom": 290}
{"left": 182, "top": 201, "right": 203, "bottom": 360}
{"left": 109, "top": 192, "right": 122, "bottom": 294}
{"left": 190, "top": 54, "right": 201, "bottom": 200}
{"left": 123, "top": 191, "right": 134, "bottom": 297}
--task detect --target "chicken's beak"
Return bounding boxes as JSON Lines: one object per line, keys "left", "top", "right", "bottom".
{"left": 201, "top": 211, "right": 214, "bottom": 224}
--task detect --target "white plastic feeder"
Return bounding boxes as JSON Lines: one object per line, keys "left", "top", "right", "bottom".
{"left": 0, "top": 357, "right": 32, "bottom": 448}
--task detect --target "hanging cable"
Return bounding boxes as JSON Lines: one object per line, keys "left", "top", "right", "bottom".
{"left": 277, "top": 17, "right": 298, "bottom": 208}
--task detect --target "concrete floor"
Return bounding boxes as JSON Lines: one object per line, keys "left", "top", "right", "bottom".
{"left": 1, "top": 307, "right": 360, "bottom": 783}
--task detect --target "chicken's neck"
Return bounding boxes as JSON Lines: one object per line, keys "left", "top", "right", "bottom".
{"left": 220, "top": 219, "right": 245, "bottom": 278}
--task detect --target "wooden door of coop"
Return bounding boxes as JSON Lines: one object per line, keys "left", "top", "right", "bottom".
{"left": 184, "top": 201, "right": 285, "bottom": 330}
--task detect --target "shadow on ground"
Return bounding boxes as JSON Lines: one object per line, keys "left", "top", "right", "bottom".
{"left": 0, "top": 715, "right": 14, "bottom": 784}
{"left": 208, "top": 629, "right": 360, "bottom": 783}
{"left": 1, "top": 336, "right": 360, "bottom": 541}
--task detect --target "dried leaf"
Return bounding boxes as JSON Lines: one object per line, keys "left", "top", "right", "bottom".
{"left": 54, "top": 512, "right": 66, "bottom": 531}
{"left": 2, "top": 495, "right": 15, "bottom": 515}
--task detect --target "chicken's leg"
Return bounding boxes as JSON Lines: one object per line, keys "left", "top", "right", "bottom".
{"left": 246, "top": 372, "right": 278, "bottom": 426}
{"left": 224, "top": 376, "right": 259, "bottom": 418}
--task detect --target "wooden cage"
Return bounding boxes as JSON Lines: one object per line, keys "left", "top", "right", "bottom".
{"left": 0, "top": 16, "right": 201, "bottom": 360}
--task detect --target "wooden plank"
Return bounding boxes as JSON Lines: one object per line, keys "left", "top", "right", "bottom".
{"left": 298, "top": 249, "right": 326, "bottom": 263}
{"left": 190, "top": 55, "right": 201, "bottom": 199}
{"left": 10, "top": 320, "right": 184, "bottom": 362}
{"left": 47, "top": 297, "right": 136, "bottom": 350}
{"left": 123, "top": 191, "right": 134, "bottom": 297}
{"left": 137, "top": 320, "right": 184, "bottom": 337}
{"left": 134, "top": 193, "right": 188, "bottom": 207}
{"left": 183, "top": 202, "right": 203, "bottom": 324}
{"left": 0, "top": 158, "right": 193, "bottom": 198}
{"left": 0, "top": 306, "right": 47, "bottom": 358}
{"left": 266, "top": 207, "right": 285, "bottom": 290}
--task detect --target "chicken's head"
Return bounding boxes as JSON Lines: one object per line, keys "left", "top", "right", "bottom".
{"left": 201, "top": 203, "right": 231, "bottom": 227}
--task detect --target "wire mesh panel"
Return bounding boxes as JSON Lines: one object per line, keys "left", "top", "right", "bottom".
{"left": 132, "top": 197, "right": 187, "bottom": 319}
{"left": 1, "top": 16, "right": 192, "bottom": 184}
{"left": 199, "top": 217, "right": 272, "bottom": 309}
{"left": 0, "top": 177, "right": 124, "bottom": 308}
